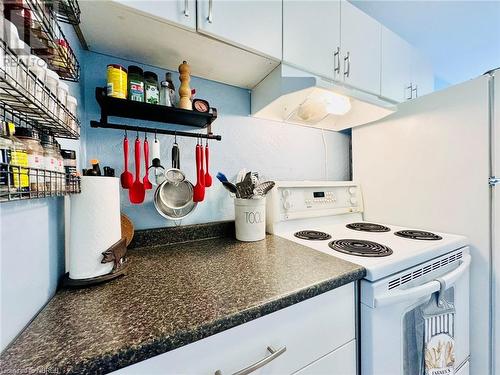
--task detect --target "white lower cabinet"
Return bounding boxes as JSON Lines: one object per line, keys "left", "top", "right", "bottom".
{"left": 113, "top": 283, "right": 356, "bottom": 375}
{"left": 293, "top": 340, "right": 357, "bottom": 375}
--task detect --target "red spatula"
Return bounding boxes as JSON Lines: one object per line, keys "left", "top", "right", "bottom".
{"left": 120, "top": 132, "right": 133, "bottom": 189}
{"left": 129, "top": 134, "right": 145, "bottom": 204}
{"left": 143, "top": 135, "right": 153, "bottom": 190}
{"left": 193, "top": 140, "right": 205, "bottom": 202}
{"left": 204, "top": 140, "right": 212, "bottom": 187}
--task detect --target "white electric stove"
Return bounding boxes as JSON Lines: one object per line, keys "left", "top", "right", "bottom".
{"left": 267, "top": 181, "right": 471, "bottom": 375}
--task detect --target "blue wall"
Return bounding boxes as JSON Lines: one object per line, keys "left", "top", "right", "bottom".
{"left": 1, "top": 35, "right": 351, "bottom": 351}
{"left": 82, "top": 52, "right": 351, "bottom": 230}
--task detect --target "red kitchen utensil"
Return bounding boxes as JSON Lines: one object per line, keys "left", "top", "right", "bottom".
{"left": 120, "top": 132, "right": 133, "bottom": 189}
{"left": 193, "top": 140, "right": 205, "bottom": 202}
{"left": 204, "top": 140, "right": 212, "bottom": 187}
{"left": 200, "top": 139, "right": 205, "bottom": 188}
{"left": 143, "top": 135, "right": 153, "bottom": 190}
{"left": 129, "top": 134, "right": 145, "bottom": 204}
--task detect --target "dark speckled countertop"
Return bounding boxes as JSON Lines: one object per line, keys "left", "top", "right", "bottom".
{"left": 0, "top": 222, "right": 365, "bottom": 375}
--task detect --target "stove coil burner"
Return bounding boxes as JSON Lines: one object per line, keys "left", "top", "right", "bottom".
{"left": 294, "top": 230, "right": 332, "bottom": 241}
{"left": 329, "top": 239, "right": 393, "bottom": 257}
{"left": 394, "top": 230, "right": 443, "bottom": 240}
{"left": 346, "top": 222, "right": 391, "bottom": 233}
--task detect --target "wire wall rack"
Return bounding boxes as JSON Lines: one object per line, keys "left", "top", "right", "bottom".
{"left": 0, "top": 41, "right": 80, "bottom": 139}
{"left": 0, "top": 162, "right": 80, "bottom": 202}
{"left": 4, "top": 0, "right": 80, "bottom": 81}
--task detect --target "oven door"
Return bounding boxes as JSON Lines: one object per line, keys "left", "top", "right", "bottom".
{"left": 360, "top": 248, "right": 470, "bottom": 375}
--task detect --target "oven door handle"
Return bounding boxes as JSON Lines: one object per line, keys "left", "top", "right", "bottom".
{"left": 374, "top": 254, "right": 471, "bottom": 308}
{"left": 435, "top": 253, "right": 471, "bottom": 290}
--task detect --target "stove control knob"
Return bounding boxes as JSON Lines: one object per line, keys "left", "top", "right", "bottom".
{"left": 349, "top": 187, "right": 357, "bottom": 195}
{"left": 282, "top": 189, "right": 291, "bottom": 198}
{"left": 283, "top": 200, "right": 292, "bottom": 210}
{"left": 350, "top": 197, "right": 357, "bottom": 205}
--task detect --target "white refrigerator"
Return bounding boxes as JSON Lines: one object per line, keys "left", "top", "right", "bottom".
{"left": 352, "top": 69, "right": 499, "bottom": 375}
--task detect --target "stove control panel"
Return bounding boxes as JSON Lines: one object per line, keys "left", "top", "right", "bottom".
{"left": 267, "top": 182, "right": 364, "bottom": 223}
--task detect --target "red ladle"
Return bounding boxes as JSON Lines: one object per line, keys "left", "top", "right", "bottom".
{"left": 120, "top": 133, "right": 133, "bottom": 189}
{"left": 204, "top": 141, "right": 212, "bottom": 187}
{"left": 143, "top": 135, "right": 153, "bottom": 190}
{"left": 193, "top": 141, "right": 205, "bottom": 202}
{"left": 129, "top": 135, "right": 145, "bottom": 204}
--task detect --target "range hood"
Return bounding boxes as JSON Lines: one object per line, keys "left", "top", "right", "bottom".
{"left": 251, "top": 64, "right": 397, "bottom": 131}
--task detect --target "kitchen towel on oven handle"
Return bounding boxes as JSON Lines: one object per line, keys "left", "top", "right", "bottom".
{"left": 421, "top": 280, "right": 456, "bottom": 375}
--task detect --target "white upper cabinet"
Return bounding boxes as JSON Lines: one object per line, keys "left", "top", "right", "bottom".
{"left": 283, "top": 0, "right": 341, "bottom": 81}
{"left": 381, "top": 26, "right": 412, "bottom": 102}
{"left": 197, "top": 0, "right": 282, "bottom": 60}
{"left": 411, "top": 50, "right": 434, "bottom": 98}
{"left": 380, "top": 26, "right": 434, "bottom": 102}
{"left": 112, "top": 0, "right": 196, "bottom": 30}
{"left": 340, "top": 1, "right": 381, "bottom": 95}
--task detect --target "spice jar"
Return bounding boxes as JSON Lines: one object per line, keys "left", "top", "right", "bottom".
{"left": 57, "top": 81, "right": 69, "bottom": 123}
{"left": 66, "top": 95, "right": 78, "bottom": 132}
{"left": 15, "top": 127, "right": 44, "bottom": 192}
{"left": 6, "top": 123, "right": 29, "bottom": 193}
{"left": 45, "top": 69, "right": 59, "bottom": 115}
{"left": 61, "top": 148, "right": 77, "bottom": 191}
{"left": 127, "top": 65, "right": 144, "bottom": 102}
{"left": 144, "top": 71, "right": 159, "bottom": 104}
{"left": 0, "top": 121, "right": 14, "bottom": 197}
{"left": 107, "top": 64, "right": 127, "bottom": 99}
{"left": 160, "top": 72, "right": 176, "bottom": 107}
{"left": 54, "top": 141, "right": 65, "bottom": 193}
{"left": 41, "top": 132, "right": 57, "bottom": 193}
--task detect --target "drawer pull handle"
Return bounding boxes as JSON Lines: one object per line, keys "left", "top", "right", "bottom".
{"left": 214, "top": 345, "right": 287, "bottom": 375}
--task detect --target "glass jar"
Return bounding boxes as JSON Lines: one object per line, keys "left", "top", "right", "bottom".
{"left": 6, "top": 123, "right": 29, "bottom": 193}
{"left": 45, "top": 69, "right": 59, "bottom": 115}
{"left": 160, "top": 72, "right": 176, "bottom": 107}
{"left": 15, "top": 127, "right": 44, "bottom": 193}
{"left": 66, "top": 95, "right": 78, "bottom": 131}
{"left": 144, "top": 71, "right": 159, "bottom": 105}
{"left": 0, "top": 121, "right": 14, "bottom": 197}
{"left": 107, "top": 64, "right": 127, "bottom": 99}
{"left": 127, "top": 65, "right": 144, "bottom": 102}
{"left": 40, "top": 132, "right": 57, "bottom": 193}
{"left": 61, "top": 148, "right": 77, "bottom": 191}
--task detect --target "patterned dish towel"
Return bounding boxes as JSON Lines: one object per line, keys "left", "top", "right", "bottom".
{"left": 421, "top": 281, "right": 456, "bottom": 375}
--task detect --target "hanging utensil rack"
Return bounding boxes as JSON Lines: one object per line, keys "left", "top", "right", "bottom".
{"left": 92, "top": 87, "right": 221, "bottom": 141}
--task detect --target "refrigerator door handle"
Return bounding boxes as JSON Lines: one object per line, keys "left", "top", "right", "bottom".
{"left": 374, "top": 254, "right": 471, "bottom": 308}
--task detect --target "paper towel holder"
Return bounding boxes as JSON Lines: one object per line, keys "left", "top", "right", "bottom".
{"left": 61, "top": 238, "right": 129, "bottom": 288}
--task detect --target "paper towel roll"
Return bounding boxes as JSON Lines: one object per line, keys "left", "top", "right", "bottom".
{"left": 69, "top": 176, "right": 121, "bottom": 279}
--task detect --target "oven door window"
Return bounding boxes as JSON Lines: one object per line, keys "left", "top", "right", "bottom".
{"left": 403, "top": 287, "right": 455, "bottom": 375}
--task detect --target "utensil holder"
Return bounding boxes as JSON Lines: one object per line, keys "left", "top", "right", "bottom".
{"left": 234, "top": 197, "right": 266, "bottom": 242}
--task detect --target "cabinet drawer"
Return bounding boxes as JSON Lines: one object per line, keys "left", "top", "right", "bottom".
{"left": 294, "top": 340, "right": 357, "bottom": 375}
{"left": 113, "top": 283, "right": 355, "bottom": 375}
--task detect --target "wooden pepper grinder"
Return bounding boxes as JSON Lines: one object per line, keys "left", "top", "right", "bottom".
{"left": 178, "top": 61, "right": 192, "bottom": 110}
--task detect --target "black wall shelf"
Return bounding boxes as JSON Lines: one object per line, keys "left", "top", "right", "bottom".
{"left": 95, "top": 87, "right": 218, "bottom": 129}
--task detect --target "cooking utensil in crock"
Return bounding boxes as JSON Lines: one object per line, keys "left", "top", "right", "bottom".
{"left": 120, "top": 132, "right": 133, "bottom": 188}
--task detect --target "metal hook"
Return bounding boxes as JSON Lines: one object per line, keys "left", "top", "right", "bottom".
{"left": 144, "top": 131, "right": 147, "bottom": 140}
{"left": 154, "top": 129, "right": 157, "bottom": 140}
{"left": 136, "top": 127, "right": 139, "bottom": 138}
